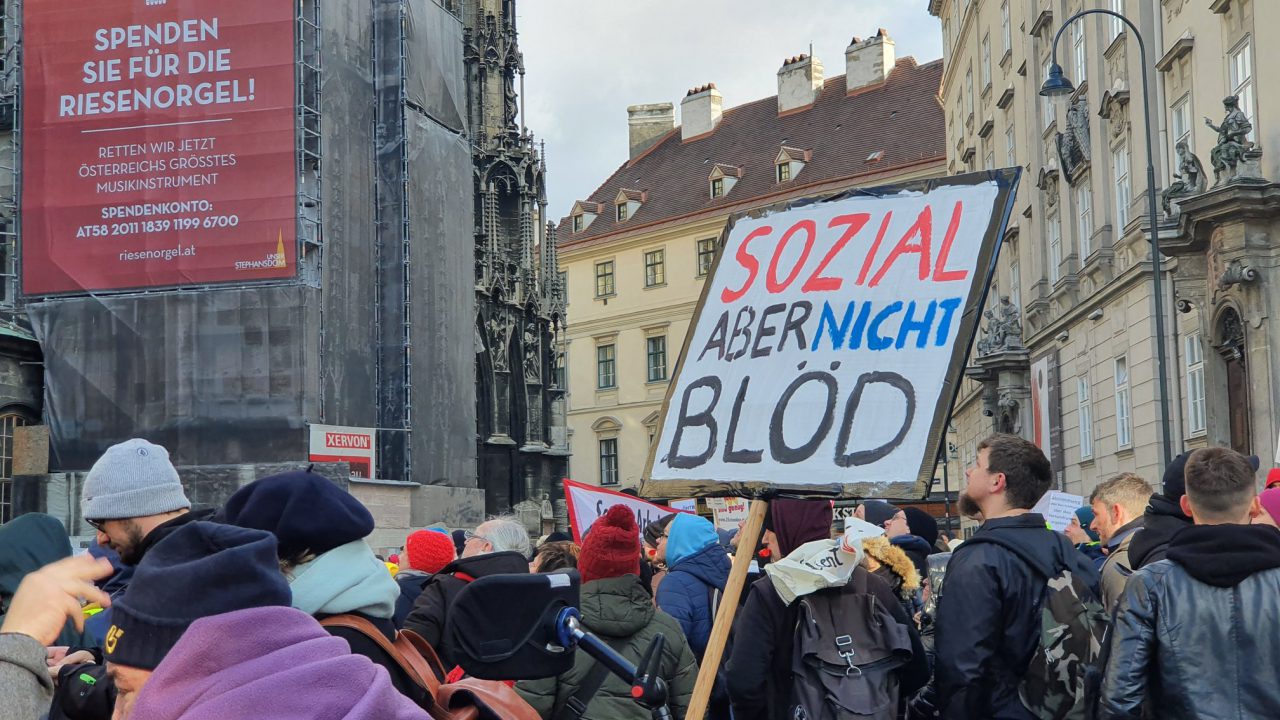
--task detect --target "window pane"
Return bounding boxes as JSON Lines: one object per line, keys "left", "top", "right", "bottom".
{"left": 595, "top": 261, "right": 614, "bottom": 296}
{"left": 981, "top": 34, "right": 991, "bottom": 88}
{"left": 1077, "top": 187, "right": 1093, "bottom": 258}
{"left": 697, "top": 239, "right": 716, "bottom": 277}
{"left": 647, "top": 336, "right": 667, "bottom": 382}
{"left": 1001, "top": 1, "right": 1011, "bottom": 52}
{"left": 599, "top": 438, "right": 619, "bottom": 486}
{"left": 1048, "top": 215, "right": 1062, "bottom": 283}
{"left": 597, "top": 344, "right": 616, "bottom": 388}
{"left": 645, "top": 249, "right": 665, "bottom": 287}
{"left": 1114, "top": 143, "right": 1131, "bottom": 228}
{"left": 1078, "top": 378, "right": 1093, "bottom": 459}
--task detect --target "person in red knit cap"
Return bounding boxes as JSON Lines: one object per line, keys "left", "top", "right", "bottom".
{"left": 516, "top": 505, "right": 699, "bottom": 720}
{"left": 392, "top": 530, "right": 456, "bottom": 628}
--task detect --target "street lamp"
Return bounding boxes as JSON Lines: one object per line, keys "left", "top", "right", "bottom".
{"left": 1040, "top": 10, "right": 1174, "bottom": 472}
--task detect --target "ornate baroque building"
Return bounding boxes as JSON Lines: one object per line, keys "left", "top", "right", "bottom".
{"left": 463, "top": 0, "right": 569, "bottom": 515}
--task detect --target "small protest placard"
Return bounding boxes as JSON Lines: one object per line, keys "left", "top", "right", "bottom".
{"left": 706, "top": 497, "right": 750, "bottom": 531}
{"left": 1032, "top": 490, "right": 1085, "bottom": 533}
{"left": 562, "top": 479, "right": 688, "bottom": 543}
{"left": 641, "top": 172, "right": 1019, "bottom": 499}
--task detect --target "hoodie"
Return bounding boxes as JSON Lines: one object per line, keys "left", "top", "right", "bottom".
{"left": 289, "top": 540, "right": 400, "bottom": 619}
{"left": 655, "top": 514, "right": 730, "bottom": 658}
{"left": 890, "top": 533, "right": 934, "bottom": 581}
{"left": 1128, "top": 494, "right": 1192, "bottom": 569}
{"left": 128, "top": 606, "right": 429, "bottom": 720}
{"left": 1166, "top": 524, "right": 1280, "bottom": 587}
{"left": 0, "top": 513, "right": 88, "bottom": 648}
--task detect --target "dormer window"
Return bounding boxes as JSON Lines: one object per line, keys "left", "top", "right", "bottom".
{"left": 775, "top": 147, "right": 809, "bottom": 184}
{"left": 570, "top": 201, "right": 601, "bottom": 233}
{"left": 614, "top": 189, "right": 645, "bottom": 222}
{"left": 708, "top": 163, "right": 741, "bottom": 199}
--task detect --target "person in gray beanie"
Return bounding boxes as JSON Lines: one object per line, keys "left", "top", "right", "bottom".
{"left": 81, "top": 439, "right": 211, "bottom": 567}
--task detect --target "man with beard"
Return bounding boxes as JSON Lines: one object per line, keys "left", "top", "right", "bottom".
{"left": 935, "top": 434, "right": 1100, "bottom": 719}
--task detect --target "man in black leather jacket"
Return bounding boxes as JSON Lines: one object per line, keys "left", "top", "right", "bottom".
{"left": 1100, "top": 447, "right": 1280, "bottom": 719}
{"left": 934, "top": 434, "right": 1100, "bottom": 720}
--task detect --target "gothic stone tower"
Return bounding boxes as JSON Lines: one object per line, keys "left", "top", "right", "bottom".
{"left": 464, "top": 0, "right": 568, "bottom": 514}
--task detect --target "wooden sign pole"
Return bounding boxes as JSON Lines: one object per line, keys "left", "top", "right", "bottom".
{"left": 684, "top": 498, "right": 768, "bottom": 720}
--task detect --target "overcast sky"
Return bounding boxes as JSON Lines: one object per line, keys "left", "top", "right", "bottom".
{"left": 518, "top": 1, "right": 944, "bottom": 221}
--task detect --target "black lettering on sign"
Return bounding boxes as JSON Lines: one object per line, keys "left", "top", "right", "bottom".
{"left": 834, "top": 371, "right": 915, "bottom": 467}
{"left": 768, "top": 366, "right": 838, "bottom": 464}
{"left": 667, "top": 376, "right": 722, "bottom": 468}
{"left": 723, "top": 376, "right": 763, "bottom": 463}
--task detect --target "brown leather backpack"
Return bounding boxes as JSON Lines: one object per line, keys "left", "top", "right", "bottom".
{"left": 320, "top": 615, "right": 540, "bottom": 720}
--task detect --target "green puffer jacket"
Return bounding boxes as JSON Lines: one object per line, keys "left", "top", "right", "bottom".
{"left": 516, "top": 574, "right": 699, "bottom": 720}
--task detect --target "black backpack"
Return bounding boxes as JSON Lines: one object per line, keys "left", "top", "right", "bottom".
{"left": 789, "top": 569, "right": 914, "bottom": 720}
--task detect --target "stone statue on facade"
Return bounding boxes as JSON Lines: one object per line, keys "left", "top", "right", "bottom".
{"left": 977, "top": 296, "right": 1023, "bottom": 356}
{"left": 996, "top": 390, "right": 1021, "bottom": 434}
{"left": 1056, "top": 99, "right": 1091, "bottom": 176}
{"left": 1161, "top": 141, "right": 1207, "bottom": 215}
{"left": 523, "top": 322, "right": 541, "bottom": 382}
{"left": 1205, "top": 96, "right": 1254, "bottom": 186}
{"left": 486, "top": 312, "right": 514, "bottom": 373}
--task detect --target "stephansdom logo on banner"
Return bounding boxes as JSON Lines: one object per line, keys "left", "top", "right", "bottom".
{"left": 21, "top": 0, "right": 296, "bottom": 294}
{"left": 647, "top": 176, "right": 1015, "bottom": 496}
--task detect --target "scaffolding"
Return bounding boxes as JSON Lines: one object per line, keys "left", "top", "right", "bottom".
{"left": 0, "top": 0, "right": 21, "bottom": 306}
{"left": 298, "top": 0, "right": 325, "bottom": 417}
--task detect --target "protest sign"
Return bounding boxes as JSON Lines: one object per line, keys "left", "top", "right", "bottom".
{"left": 1033, "top": 490, "right": 1085, "bottom": 533}
{"left": 641, "top": 171, "right": 1019, "bottom": 499}
{"left": 668, "top": 498, "right": 698, "bottom": 512}
{"left": 22, "top": 0, "right": 297, "bottom": 294}
{"left": 706, "top": 497, "right": 749, "bottom": 531}
{"left": 562, "top": 479, "right": 687, "bottom": 543}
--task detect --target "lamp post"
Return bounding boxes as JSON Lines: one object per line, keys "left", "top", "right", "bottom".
{"left": 1041, "top": 9, "right": 1173, "bottom": 472}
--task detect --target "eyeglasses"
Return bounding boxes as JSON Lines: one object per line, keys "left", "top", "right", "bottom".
{"left": 464, "top": 529, "right": 492, "bottom": 544}
{"left": 86, "top": 518, "right": 107, "bottom": 533}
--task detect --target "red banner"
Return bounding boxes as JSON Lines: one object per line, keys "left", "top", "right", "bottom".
{"left": 21, "top": 0, "right": 297, "bottom": 295}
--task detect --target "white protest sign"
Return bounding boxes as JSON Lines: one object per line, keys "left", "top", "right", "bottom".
{"left": 1032, "top": 490, "right": 1085, "bottom": 533}
{"left": 643, "top": 173, "right": 1017, "bottom": 498}
{"left": 669, "top": 498, "right": 698, "bottom": 512}
{"left": 562, "top": 479, "right": 687, "bottom": 543}
{"left": 706, "top": 497, "right": 750, "bottom": 531}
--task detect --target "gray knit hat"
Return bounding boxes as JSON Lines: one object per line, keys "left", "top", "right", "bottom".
{"left": 81, "top": 439, "right": 190, "bottom": 520}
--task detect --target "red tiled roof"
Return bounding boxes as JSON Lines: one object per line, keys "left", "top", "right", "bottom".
{"left": 616, "top": 188, "right": 647, "bottom": 202}
{"left": 559, "top": 57, "right": 946, "bottom": 247}
{"left": 708, "top": 163, "right": 743, "bottom": 178}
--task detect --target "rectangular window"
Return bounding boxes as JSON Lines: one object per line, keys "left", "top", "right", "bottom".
{"left": 1005, "top": 124, "right": 1016, "bottom": 166}
{"left": 594, "top": 260, "right": 614, "bottom": 297}
{"left": 1009, "top": 259, "right": 1021, "bottom": 311}
{"left": 1115, "top": 357, "right": 1131, "bottom": 447}
{"left": 710, "top": 178, "right": 724, "bottom": 198}
{"left": 985, "top": 150, "right": 995, "bottom": 171}
{"left": 1110, "top": 0, "right": 1124, "bottom": 41}
{"left": 1171, "top": 94, "right": 1192, "bottom": 156}
{"left": 1113, "top": 142, "right": 1131, "bottom": 229}
{"left": 596, "top": 344, "right": 616, "bottom": 389}
{"left": 599, "top": 438, "right": 619, "bottom": 486}
{"left": 647, "top": 336, "right": 667, "bottom": 382}
{"left": 1072, "top": 22, "right": 1087, "bottom": 84}
{"left": 1001, "top": 1, "right": 1011, "bottom": 53}
{"left": 1078, "top": 377, "right": 1094, "bottom": 459}
{"left": 616, "top": 203, "right": 628, "bottom": 222}
{"left": 697, "top": 238, "right": 716, "bottom": 277}
{"left": 1185, "top": 332, "right": 1206, "bottom": 435}
{"left": 965, "top": 67, "right": 974, "bottom": 118}
{"left": 644, "top": 249, "right": 665, "bottom": 287}
{"left": 777, "top": 162, "right": 791, "bottom": 183}
{"left": 572, "top": 215, "right": 583, "bottom": 233}
{"left": 1041, "top": 57, "right": 1055, "bottom": 128}
{"left": 981, "top": 34, "right": 992, "bottom": 89}
{"left": 1077, "top": 186, "right": 1093, "bottom": 259}
{"left": 1229, "top": 38, "right": 1255, "bottom": 139}
{"left": 1047, "top": 214, "right": 1062, "bottom": 283}
{"left": 553, "top": 350, "right": 566, "bottom": 389}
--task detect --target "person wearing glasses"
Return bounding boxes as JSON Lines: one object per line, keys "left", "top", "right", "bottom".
{"left": 403, "top": 515, "right": 531, "bottom": 667}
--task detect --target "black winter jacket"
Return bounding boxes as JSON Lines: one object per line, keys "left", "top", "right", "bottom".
{"left": 402, "top": 551, "right": 529, "bottom": 666}
{"left": 393, "top": 570, "right": 433, "bottom": 629}
{"left": 1127, "top": 494, "right": 1192, "bottom": 569}
{"left": 724, "top": 567, "right": 929, "bottom": 720}
{"left": 1099, "top": 524, "right": 1280, "bottom": 719}
{"left": 934, "top": 513, "right": 1100, "bottom": 720}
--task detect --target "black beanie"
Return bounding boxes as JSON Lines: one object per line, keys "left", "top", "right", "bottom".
{"left": 104, "top": 522, "right": 290, "bottom": 670}
{"left": 220, "top": 471, "right": 374, "bottom": 558}
{"left": 1162, "top": 451, "right": 1193, "bottom": 500}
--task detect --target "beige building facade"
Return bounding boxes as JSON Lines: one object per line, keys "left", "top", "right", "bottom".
{"left": 557, "top": 36, "right": 947, "bottom": 489}
{"left": 932, "top": 0, "right": 1280, "bottom": 503}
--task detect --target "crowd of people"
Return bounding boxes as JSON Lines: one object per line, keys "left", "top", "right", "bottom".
{"left": 2, "top": 433, "right": 1279, "bottom": 719}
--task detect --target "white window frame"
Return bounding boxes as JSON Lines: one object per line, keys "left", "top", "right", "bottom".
{"left": 1009, "top": 259, "right": 1020, "bottom": 311}
{"left": 1041, "top": 57, "right": 1055, "bottom": 129}
{"left": 1072, "top": 22, "right": 1087, "bottom": 85}
{"left": 1113, "top": 141, "right": 1131, "bottom": 229}
{"left": 1171, "top": 94, "right": 1192, "bottom": 158}
{"left": 965, "top": 67, "right": 975, "bottom": 119}
{"left": 1047, "top": 213, "right": 1062, "bottom": 283}
{"left": 1076, "top": 186, "right": 1093, "bottom": 259}
{"left": 1115, "top": 356, "right": 1131, "bottom": 448}
{"left": 1001, "top": 0, "right": 1011, "bottom": 54}
{"left": 1185, "top": 332, "right": 1206, "bottom": 435}
{"left": 1109, "top": 0, "right": 1125, "bottom": 42}
{"left": 1005, "top": 124, "right": 1016, "bottom": 166}
{"left": 1229, "top": 37, "right": 1255, "bottom": 141}
{"left": 981, "top": 34, "right": 992, "bottom": 90}
{"left": 1078, "top": 376, "right": 1094, "bottom": 459}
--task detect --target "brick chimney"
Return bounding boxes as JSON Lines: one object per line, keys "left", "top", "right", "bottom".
{"left": 680, "top": 84, "right": 722, "bottom": 141}
{"left": 777, "top": 54, "right": 824, "bottom": 113}
{"left": 627, "top": 103, "right": 675, "bottom": 159}
{"left": 846, "top": 29, "right": 896, "bottom": 93}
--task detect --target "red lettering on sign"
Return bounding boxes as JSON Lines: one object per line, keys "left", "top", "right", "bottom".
{"left": 766, "top": 220, "right": 816, "bottom": 293}
{"left": 803, "top": 213, "right": 869, "bottom": 293}
{"left": 720, "top": 225, "right": 772, "bottom": 303}
{"left": 856, "top": 212, "right": 894, "bottom": 286}
{"left": 869, "top": 206, "right": 934, "bottom": 287}
{"left": 931, "top": 201, "right": 969, "bottom": 282}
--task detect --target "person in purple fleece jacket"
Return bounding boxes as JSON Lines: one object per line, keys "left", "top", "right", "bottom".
{"left": 101, "top": 520, "right": 428, "bottom": 720}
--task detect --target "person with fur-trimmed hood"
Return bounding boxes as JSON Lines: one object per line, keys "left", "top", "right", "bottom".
{"left": 861, "top": 534, "right": 923, "bottom": 622}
